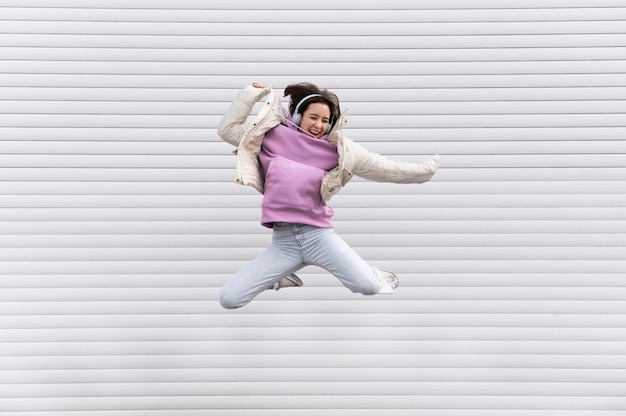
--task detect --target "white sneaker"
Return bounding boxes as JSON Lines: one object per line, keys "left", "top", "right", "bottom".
{"left": 268, "top": 273, "right": 303, "bottom": 291}
{"left": 379, "top": 270, "right": 399, "bottom": 289}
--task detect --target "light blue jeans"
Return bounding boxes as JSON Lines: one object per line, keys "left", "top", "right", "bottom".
{"left": 220, "top": 222, "right": 388, "bottom": 309}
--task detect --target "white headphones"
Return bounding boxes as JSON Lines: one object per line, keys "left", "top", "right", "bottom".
{"left": 291, "top": 93, "right": 333, "bottom": 134}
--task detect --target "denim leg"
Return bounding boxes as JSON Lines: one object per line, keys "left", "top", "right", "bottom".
{"left": 220, "top": 226, "right": 304, "bottom": 309}
{"left": 298, "top": 225, "right": 385, "bottom": 295}
{"left": 220, "top": 223, "right": 389, "bottom": 309}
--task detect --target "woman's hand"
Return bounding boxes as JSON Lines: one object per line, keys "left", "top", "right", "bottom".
{"left": 252, "top": 83, "right": 265, "bottom": 89}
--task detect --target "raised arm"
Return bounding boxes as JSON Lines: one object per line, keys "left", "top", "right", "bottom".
{"left": 217, "top": 83, "right": 271, "bottom": 147}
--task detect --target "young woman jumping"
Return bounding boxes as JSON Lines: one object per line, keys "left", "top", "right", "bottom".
{"left": 218, "top": 82, "right": 440, "bottom": 309}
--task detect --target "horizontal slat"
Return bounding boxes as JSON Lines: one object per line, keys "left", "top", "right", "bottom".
{"left": 3, "top": 74, "right": 626, "bottom": 89}
{"left": 0, "top": 267, "right": 626, "bottom": 288}
{"left": 1, "top": 140, "right": 624, "bottom": 155}
{"left": 3, "top": 87, "right": 626, "bottom": 102}
{"left": 0, "top": 411, "right": 620, "bottom": 416}
{"left": 1, "top": 286, "right": 625, "bottom": 302}
{"left": 3, "top": 21, "right": 625, "bottom": 36}
{"left": 3, "top": 168, "right": 626, "bottom": 182}
{"left": 0, "top": 324, "right": 626, "bottom": 342}
{"left": 5, "top": 60, "right": 626, "bottom": 75}
{"left": 0, "top": 362, "right": 625, "bottom": 384}
{"left": 1, "top": 260, "right": 625, "bottom": 275}
{"left": 1, "top": 234, "right": 624, "bottom": 249}
{"left": 1, "top": 381, "right": 625, "bottom": 397}
{"left": 3, "top": 34, "right": 626, "bottom": 49}
{"left": 3, "top": 7, "right": 626, "bottom": 22}
{"left": 0, "top": 155, "right": 623, "bottom": 169}
{"left": 0, "top": 194, "right": 624, "bottom": 209}
{"left": 0, "top": 181, "right": 624, "bottom": 198}
{"left": 0, "top": 207, "right": 624, "bottom": 222}
{"left": 1, "top": 338, "right": 626, "bottom": 356}
{"left": 1, "top": 181, "right": 625, "bottom": 196}
{"left": 4, "top": 127, "right": 626, "bottom": 142}
{"left": 1, "top": 298, "right": 625, "bottom": 315}
{"left": 0, "top": 411, "right": 619, "bottom": 416}
{"left": 4, "top": 47, "right": 626, "bottom": 62}
{"left": 3, "top": 100, "right": 626, "bottom": 115}
{"left": 2, "top": 114, "right": 626, "bottom": 128}
{"left": 0, "top": 395, "right": 623, "bottom": 412}
{"left": 2, "top": 0, "right": 626, "bottom": 9}
{"left": 0, "top": 246, "right": 624, "bottom": 262}
{"left": 1, "top": 353, "right": 624, "bottom": 370}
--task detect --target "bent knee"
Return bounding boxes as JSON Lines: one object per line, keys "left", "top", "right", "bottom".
{"left": 219, "top": 290, "right": 244, "bottom": 310}
{"left": 360, "top": 285, "right": 380, "bottom": 296}
{"left": 353, "top": 279, "right": 381, "bottom": 296}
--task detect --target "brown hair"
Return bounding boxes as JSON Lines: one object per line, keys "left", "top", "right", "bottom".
{"left": 284, "top": 82, "right": 341, "bottom": 124}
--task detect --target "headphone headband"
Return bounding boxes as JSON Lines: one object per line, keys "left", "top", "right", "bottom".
{"left": 293, "top": 94, "right": 323, "bottom": 115}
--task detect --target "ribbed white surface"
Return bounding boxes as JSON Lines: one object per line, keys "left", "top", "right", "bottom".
{"left": 1, "top": 0, "right": 625, "bottom": 414}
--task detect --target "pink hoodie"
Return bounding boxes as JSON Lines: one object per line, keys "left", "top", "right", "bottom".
{"left": 259, "top": 123, "right": 339, "bottom": 228}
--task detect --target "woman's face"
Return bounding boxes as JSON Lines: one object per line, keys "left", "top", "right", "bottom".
{"left": 300, "top": 102, "right": 331, "bottom": 138}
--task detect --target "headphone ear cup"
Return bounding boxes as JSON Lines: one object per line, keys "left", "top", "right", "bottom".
{"left": 292, "top": 112, "right": 302, "bottom": 126}
{"left": 326, "top": 122, "right": 333, "bottom": 134}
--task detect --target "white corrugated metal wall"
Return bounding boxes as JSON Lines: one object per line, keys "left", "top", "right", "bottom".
{"left": 1, "top": 0, "right": 625, "bottom": 414}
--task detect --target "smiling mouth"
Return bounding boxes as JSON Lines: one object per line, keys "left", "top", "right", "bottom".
{"left": 293, "top": 122, "right": 323, "bottom": 138}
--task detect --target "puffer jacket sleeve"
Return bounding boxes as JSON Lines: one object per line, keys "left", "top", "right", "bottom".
{"left": 217, "top": 84, "right": 271, "bottom": 147}
{"left": 347, "top": 138, "right": 441, "bottom": 184}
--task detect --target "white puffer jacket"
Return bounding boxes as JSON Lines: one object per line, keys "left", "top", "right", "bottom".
{"left": 218, "top": 84, "right": 441, "bottom": 203}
